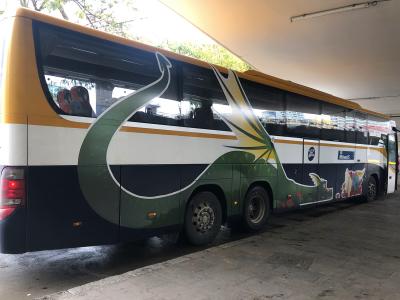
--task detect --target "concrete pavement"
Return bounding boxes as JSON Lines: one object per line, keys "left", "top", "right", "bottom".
{"left": 40, "top": 193, "right": 400, "bottom": 300}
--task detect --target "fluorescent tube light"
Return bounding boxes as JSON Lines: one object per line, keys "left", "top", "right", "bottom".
{"left": 290, "top": 0, "right": 389, "bottom": 22}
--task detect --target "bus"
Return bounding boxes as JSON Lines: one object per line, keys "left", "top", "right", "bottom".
{"left": 0, "top": 8, "right": 397, "bottom": 253}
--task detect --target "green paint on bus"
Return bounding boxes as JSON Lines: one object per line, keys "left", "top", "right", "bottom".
{"left": 77, "top": 52, "right": 333, "bottom": 229}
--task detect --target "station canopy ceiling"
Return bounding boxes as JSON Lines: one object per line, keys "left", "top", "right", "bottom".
{"left": 161, "top": 0, "right": 400, "bottom": 118}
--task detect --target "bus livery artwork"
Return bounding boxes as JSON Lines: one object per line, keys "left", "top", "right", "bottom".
{"left": 77, "top": 52, "right": 333, "bottom": 227}
{"left": 0, "top": 10, "right": 397, "bottom": 254}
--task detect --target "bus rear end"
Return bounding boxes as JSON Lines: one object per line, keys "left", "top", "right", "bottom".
{"left": 0, "top": 15, "right": 28, "bottom": 254}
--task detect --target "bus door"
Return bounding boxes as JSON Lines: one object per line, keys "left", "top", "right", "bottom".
{"left": 302, "top": 138, "right": 319, "bottom": 204}
{"left": 387, "top": 133, "right": 397, "bottom": 193}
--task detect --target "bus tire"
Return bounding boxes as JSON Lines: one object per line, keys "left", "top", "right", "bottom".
{"left": 366, "top": 176, "right": 378, "bottom": 202}
{"left": 184, "top": 191, "right": 222, "bottom": 246}
{"left": 242, "top": 186, "right": 270, "bottom": 231}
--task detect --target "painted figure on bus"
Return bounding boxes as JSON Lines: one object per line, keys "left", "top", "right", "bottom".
{"left": 341, "top": 168, "right": 366, "bottom": 198}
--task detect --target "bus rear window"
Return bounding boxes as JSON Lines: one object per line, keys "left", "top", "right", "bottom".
{"left": 33, "top": 21, "right": 179, "bottom": 124}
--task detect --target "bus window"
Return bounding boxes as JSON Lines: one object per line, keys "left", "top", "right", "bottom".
{"left": 241, "top": 79, "right": 285, "bottom": 136}
{"left": 320, "top": 103, "right": 345, "bottom": 142}
{"left": 35, "top": 22, "right": 179, "bottom": 123}
{"left": 109, "top": 85, "right": 181, "bottom": 126}
{"left": 45, "top": 75, "right": 96, "bottom": 117}
{"left": 355, "top": 112, "right": 368, "bottom": 145}
{"left": 286, "top": 92, "right": 321, "bottom": 139}
{"left": 345, "top": 111, "right": 356, "bottom": 143}
{"left": 181, "top": 64, "right": 230, "bottom": 131}
{"left": 368, "top": 115, "right": 390, "bottom": 145}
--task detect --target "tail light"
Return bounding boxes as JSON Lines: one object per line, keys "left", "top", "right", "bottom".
{"left": 0, "top": 167, "right": 25, "bottom": 221}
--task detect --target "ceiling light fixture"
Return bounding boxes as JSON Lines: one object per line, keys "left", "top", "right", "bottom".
{"left": 290, "top": 0, "right": 390, "bottom": 22}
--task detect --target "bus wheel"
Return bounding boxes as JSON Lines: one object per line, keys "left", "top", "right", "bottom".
{"left": 366, "top": 176, "right": 378, "bottom": 202}
{"left": 184, "top": 191, "right": 222, "bottom": 246}
{"left": 242, "top": 186, "right": 270, "bottom": 231}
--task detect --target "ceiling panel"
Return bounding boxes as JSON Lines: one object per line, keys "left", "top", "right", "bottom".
{"left": 161, "top": 0, "right": 400, "bottom": 116}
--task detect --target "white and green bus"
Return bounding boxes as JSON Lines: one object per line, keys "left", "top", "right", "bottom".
{"left": 0, "top": 8, "right": 397, "bottom": 253}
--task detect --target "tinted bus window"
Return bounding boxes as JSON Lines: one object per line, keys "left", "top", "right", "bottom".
{"left": 34, "top": 22, "right": 180, "bottom": 126}
{"left": 345, "top": 111, "right": 356, "bottom": 143}
{"left": 368, "top": 115, "right": 390, "bottom": 145}
{"left": 320, "top": 103, "right": 345, "bottom": 142}
{"left": 241, "top": 79, "right": 285, "bottom": 136}
{"left": 355, "top": 112, "right": 368, "bottom": 144}
{"left": 286, "top": 92, "right": 320, "bottom": 139}
{"left": 181, "top": 64, "right": 230, "bottom": 131}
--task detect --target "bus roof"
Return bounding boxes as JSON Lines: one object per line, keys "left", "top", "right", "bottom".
{"left": 13, "top": 8, "right": 389, "bottom": 120}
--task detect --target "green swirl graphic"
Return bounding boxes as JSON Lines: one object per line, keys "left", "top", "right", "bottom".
{"left": 78, "top": 53, "right": 172, "bottom": 224}
{"left": 78, "top": 52, "right": 333, "bottom": 228}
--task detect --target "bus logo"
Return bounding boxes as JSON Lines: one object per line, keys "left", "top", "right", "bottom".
{"left": 338, "top": 150, "right": 354, "bottom": 160}
{"left": 308, "top": 147, "right": 315, "bottom": 161}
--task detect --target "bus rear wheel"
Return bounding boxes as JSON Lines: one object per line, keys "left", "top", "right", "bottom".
{"left": 184, "top": 191, "right": 222, "bottom": 246}
{"left": 242, "top": 186, "right": 270, "bottom": 231}
{"left": 366, "top": 176, "right": 378, "bottom": 202}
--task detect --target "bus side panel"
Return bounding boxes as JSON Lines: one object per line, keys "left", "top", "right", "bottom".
{"left": 231, "top": 164, "right": 242, "bottom": 217}
{"left": 283, "top": 164, "right": 303, "bottom": 185}
{"left": 0, "top": 201, "right": 27, "bottom": 253}
{"left": 240, "top": 162, "right": 278, "bottom": 209}
{"left": 119, "top": 162, "right": 232, "bottom": 237}
{"left": 26, "top": 165, "right": 120, "bottom": 251}
{"left": 119, "top": 164, "right": 182, "bottom": 241}
{"left": 196, "top": 162, "right": 233, "bottom": 216}
{"left": 317, "top": 164, "right": 338, "bottom": 200}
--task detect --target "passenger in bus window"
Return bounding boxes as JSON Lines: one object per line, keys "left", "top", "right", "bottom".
{"left": 193, "top": 99, "right": 214, "bottom": 129}
{"left": 70, "top": 86, "right": 95, "bottom": 117}
{"left": 56, "top": 89, "right": 72, "bottom": 114}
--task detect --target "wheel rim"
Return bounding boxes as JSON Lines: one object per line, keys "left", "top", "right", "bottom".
{"left": 192, "top": 202, "right": 215, "bottom": 233}
{"left": 368, "top": 181, "right": 377, "bottom": 200}
{"left": 248, "top": 194, "right": 266, "bottom": 224}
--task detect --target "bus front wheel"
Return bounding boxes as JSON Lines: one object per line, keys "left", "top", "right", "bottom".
{"left": 366, "top": 176, "right": 378, "bottom": 202}
{"left": 242, "top": 186, "right": 270, "bottom": 231}
{"left": 184, "top": 191, "right": 222, "bottom": 246}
